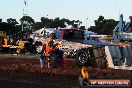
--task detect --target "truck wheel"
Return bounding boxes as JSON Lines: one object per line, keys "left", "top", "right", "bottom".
{"left": 76, "top": 50, "right": 89, "bottom": 66}
{"left": 16, "top": 48, "right": 21, "bottom": 54}
{"left": 36, "top": 46, "right": 42, "bottom": 53}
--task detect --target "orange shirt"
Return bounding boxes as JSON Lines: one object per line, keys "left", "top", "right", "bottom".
{"left": 45, "top": 43, "right": 51, "bottom": 54}
{"left": 45, "top": 37, "right": 52, "bottom": 54}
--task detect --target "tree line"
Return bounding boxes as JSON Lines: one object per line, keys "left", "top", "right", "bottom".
{"left": 0, "top": 15, "right": 118, "bottom": 37}
{"left": 89, "top": 16, "right": 118, "bottom": 35}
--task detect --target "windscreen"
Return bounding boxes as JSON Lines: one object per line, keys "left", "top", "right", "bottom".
{"left": 63, "top": 30, "right": 84, "bottom": 40}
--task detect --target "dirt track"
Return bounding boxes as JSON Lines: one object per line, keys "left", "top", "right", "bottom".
{"left": 0, "top": 54, "right": 131, "bottom": 88}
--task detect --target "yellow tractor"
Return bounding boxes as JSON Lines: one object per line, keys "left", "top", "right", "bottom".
{"left": 0, "top": 31, "right": 12, "bottom": 52}
{"left": 0, "top": 31, "right": 30, "bottom": 53}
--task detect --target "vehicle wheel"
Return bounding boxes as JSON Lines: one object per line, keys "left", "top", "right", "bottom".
{"left": 76, "top": 50, "right": 89, "bottom": 66}
{"left": 36, "top": 46, "right": 42, "bottom": 53}
{"left": 16, "top": 48, "right": 21, "bottom": 54}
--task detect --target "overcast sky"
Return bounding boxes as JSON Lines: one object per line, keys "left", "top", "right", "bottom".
{"left": 0, "top": 0, "right": 132, "bottom": 27}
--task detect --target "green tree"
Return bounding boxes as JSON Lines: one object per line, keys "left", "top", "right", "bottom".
{"left": 20, "top": 16, "right": 35, "bottom": 33}
{"left": 0, "top": 22, "right": 20, "bottom": 35}
{"left": 34, "top": 22, "right": 43, "bottom": 31}
{"left": 41, "top": 17, "right": 53, "bottom": 27}
{"left": 72, "top": 20, "right": 82, "bottom": 28}
{"left": 52, "top": 17, "right": 66, "bottom": 28}
{"left": 20, "top": 16, "right": 35, "bottom": 24}
{"left": 0, "top": 19, "right": 2, "bottom": 23}
{"left": 79, "top": 26, "right": 85, "bottom": 30}
{"left": 20, "top": 16, "right": 35, "bottom": 40}
{"left": 89, "top": 16, "right": 118, "bottom": 35}
{"left": 41, "top": 17, "right": 66, "bottom": 28}
{"left": 40, "top": 17, "right": 83, "bottom": 28}
{"left": 7, "top": 18, "right": 18, "bottom": 26}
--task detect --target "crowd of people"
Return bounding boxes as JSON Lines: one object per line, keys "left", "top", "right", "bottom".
{"left": 39, "top": 36, "right": 64, "bottom": 69}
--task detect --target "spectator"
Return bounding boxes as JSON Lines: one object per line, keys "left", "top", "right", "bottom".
{"left": 48, "top": 39, "right": 59, "bottom": 67}
{"left": 58, "top": 48, "right": 64, "bottom": 66}
{"left": 49, "top": 42, "right": 59, "bottom": 68}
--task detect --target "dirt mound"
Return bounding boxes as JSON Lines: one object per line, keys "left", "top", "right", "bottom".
{"left": 0, "top": 57, "right": 131, "bottom": 88}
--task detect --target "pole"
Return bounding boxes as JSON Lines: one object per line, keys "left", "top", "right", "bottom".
{"left": 86, "top": 18, "right": 88, "bottom": 29}
{"left": 21, "top": 22, "right": 24, "bottom": 40}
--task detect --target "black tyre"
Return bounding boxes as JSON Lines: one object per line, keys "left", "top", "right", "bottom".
{"left": 76, "top": 50, "right": 89, "bottom": 66}
{"left": 35, "top": 41, "right": 43, "bottom": 53}
{"left": 36, "top": 45, "right": 43, "bottom": 53}
{"left": 16, "top": 48, "right": 21, "bottom": 54}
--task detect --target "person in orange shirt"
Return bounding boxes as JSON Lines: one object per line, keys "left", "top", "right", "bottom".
{"left": 45, "top": 37, "right": 53, "bottom": 54}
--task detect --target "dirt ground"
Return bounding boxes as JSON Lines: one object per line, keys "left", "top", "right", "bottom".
{"left": 0, "top": 54, "right": 131, "bottom": 88}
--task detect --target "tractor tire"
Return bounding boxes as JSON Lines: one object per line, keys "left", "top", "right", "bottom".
{"left": 76, "top": 50, "right": 89, "bottom": 66}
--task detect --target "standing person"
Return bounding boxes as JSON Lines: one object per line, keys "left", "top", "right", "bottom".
{"left": 58, "top": 48, "right": 64, "bottom": 66}
{"left": 48, "top": 39, "right": 59, "bottom": 68}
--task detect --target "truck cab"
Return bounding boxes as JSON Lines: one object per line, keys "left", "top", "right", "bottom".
{"left": 55, "top": 28, "right": 84, "bottom": 41}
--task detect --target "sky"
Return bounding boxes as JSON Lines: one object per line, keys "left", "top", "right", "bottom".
{"left": 0, "top": 0, "right": 132, "bottom": 27}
